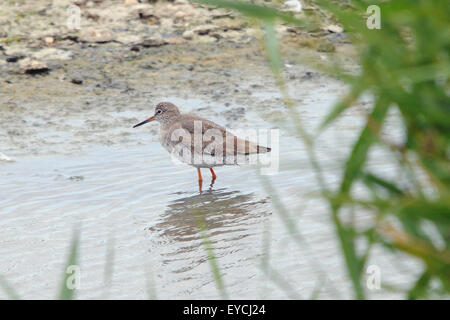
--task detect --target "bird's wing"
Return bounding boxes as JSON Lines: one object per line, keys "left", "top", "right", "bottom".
{"left": 175, "top": 115, "right": 269, "bottom": 156}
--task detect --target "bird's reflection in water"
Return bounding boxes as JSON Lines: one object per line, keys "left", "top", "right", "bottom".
{"left": 148, "top": 188, "right": 270, "bottom": 273}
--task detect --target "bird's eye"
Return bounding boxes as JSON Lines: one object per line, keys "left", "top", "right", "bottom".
{"left": 156, "top": 109, "right": 162, "bottom": 114}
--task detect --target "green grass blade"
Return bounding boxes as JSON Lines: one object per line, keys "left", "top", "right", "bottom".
{"left": 58, "top": 227, "right": 80, "bottom": 300}
{"left": 360, "top": 172, "right": 405, "bottom": 196}
{"left": 261, "top": 265, "right": 302, "bottom": 299}
{"left": 331, "top": 207, "right": 365, "bottom": 299}
{"left": 194, "top": 0, "right": 304, "bottom": 25}
{"left": 102, "top": 233, "right": 115, "bottom": 299}
{"left": 0, "top": 275, "right": 20, "bottom": 300}
{"left": 340, "top": 98, "right": 390, "bottom": 194}
{"left": 319, "top": 82, "right": 366, "bottom": 131}
{"left": 262, "top": 19, "right": 282, "bottom": 76}
{"left": 145, "top": 265, "right": 158, "bottom": 300}
{"left": 197, "top": 218, "right": 228, "bottom": 299}
{"left": 408, "top": 271, "right": 431, "bottom": 300}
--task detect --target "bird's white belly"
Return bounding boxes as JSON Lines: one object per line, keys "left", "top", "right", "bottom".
{"left": 159, "top": 129, "right": 233, "bottom": 168}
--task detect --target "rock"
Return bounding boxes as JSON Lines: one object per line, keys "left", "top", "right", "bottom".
{"left": 139, "top": 36, "right": 167, "bottom": 47}
{"left": 44, "top": 36, "right": 54, "bottom": 46}
{"left": 116, "top": 34, "right": 142, "bottom": 45}
{"left": 182, "top": 30, "right": 195, "bottom": 40}
{"left": 286, "top": 26, "right": 302, "bottom": 34}
{"left": 79, "top": 28, "right": 115, "bottom": 43}
{"left": 215, "top": 18, "right": 247, "bottom": 30}
{"left": 210, "top": 9, "right": 233, "bottom": 19}
{"left": 166, "top": 37, "right": 186, "bottom": 45}
{"left": 174, "top": 11, "right": 186, "bottom": 20}
{"left": 130, "top": 4, "right": 157, "bottom": 20}
{"left": 283, "top": 0, "right": 302, "bottom": 13}
{"left": 138, "top": 13, "right": 160, "bottom": 24}
{"left": 160, "top": 18, "right": 173, "bottom": 30}
{"left": 197, "top": 36, "right": 217, "bottom": 44}
{"left": 326, "top": 25, "right": 343, "bottom": 33}
{"left": 20, "top": 58, "right": 50, "bottom": 74}
{"left": 192, "top": 24, "right": 219, "bottom": 35}
{"left": 32, "top": 48, "right": 73, "bottom": 61}
{"left": 213, "top": 30, "right": 241, "bottom": 41}
{"left": 71, "top": 78, "right": 83, "bottom": 85}
{"left": 6, "top": 55, "right": 25, "bottom": 63}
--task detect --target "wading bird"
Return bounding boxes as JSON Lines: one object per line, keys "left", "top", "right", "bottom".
{"left": 133, "top": 102, "right": 271, "bottom": 193}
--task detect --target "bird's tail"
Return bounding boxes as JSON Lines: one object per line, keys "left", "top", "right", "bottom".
{"left": 239, "top": 138, "right": 271, "bottom": 155}
{"left": 224, "top": 136, "right": 271, "bottom": 155}
{"left": 256, "top": 145, "right": 271, "bottom": 154}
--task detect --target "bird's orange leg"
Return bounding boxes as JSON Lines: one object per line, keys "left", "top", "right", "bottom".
{"left": 209, "top": 168, "right": 217, "bottom": 189}
{"left": 210, "top": 168, "right": 217, "bottom": 180}
{"left": 197, "top": 168, "right": 203, "bottom": 193}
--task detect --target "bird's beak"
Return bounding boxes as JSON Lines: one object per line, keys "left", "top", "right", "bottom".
{"left": 133, "top": 116, "right": 156, "bottom": 128}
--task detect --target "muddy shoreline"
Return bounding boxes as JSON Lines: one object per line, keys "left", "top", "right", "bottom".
{"left": 1, "top": 0, "right": 355, "bottom": 159}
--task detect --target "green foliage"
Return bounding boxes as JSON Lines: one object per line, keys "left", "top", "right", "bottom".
{"left": 0, "top": 227, "right": 82, "bottom": 300}
{"left": 0, "top": 275, "right": 20, "bottom": 300}
{"left": 320, "top": 0, "right": 450, "bottom": 299}
{"left": 197, "top": 217, "right": 229, "bottom": 299}
{"left": 195, "top": 0, "right": 450, "bottom": 298}
{"left": 196, "top": 0, "right": 304, "bottom": 25}
{"left": 58, "top": 227, "right": 80, "bottom": 300}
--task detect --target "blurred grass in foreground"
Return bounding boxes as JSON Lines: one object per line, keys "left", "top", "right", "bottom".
{"left": 0, "top": 228, "right": 81, "bottom": 299}
{"left": 0, "top": 227, "right": 116, "bottom": 300}
{"left": 195, "top": 0, "right": 450, "bottom": 299}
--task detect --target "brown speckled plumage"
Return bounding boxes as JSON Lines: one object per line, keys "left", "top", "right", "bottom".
{"left": 133, "top": 101, "right": 271, "bottom": 191}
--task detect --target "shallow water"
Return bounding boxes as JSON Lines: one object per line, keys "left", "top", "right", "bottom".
{"left": 0, "top": 82, "right": 419, "bottom": 299}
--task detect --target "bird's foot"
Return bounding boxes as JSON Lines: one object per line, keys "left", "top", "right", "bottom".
{"left": 209, "top": 177, "right": 216, "bottom": 190}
